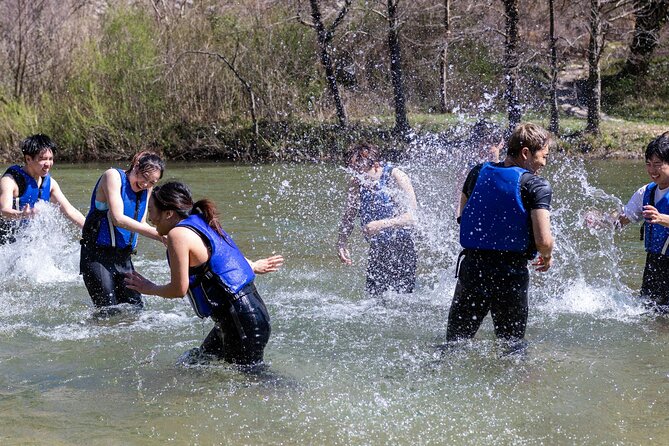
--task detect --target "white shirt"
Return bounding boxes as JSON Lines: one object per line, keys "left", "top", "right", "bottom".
{"left": 622, "top": 184, "right": 669, "bottom": 223}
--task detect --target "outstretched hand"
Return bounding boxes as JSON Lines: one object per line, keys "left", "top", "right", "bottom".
{"left": 532, "top": 255, "right": 552, "bottom": 272}
{"left": 124, "top": 270, "right": 157, "bottom": 294}
{"left": 251, "top": 255, "right": 284, "bottom": 274}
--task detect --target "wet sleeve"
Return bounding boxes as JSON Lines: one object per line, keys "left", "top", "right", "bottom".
{"left": 522, "top": 175, "right": 552, "bottom": 211}
{"left": 621, "top": 185, "right": 646, "bottom": 223}
{"left": 462, "top": 164, "right": 484, "bottom": 198}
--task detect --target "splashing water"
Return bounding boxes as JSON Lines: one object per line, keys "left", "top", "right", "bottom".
{"left": 0, "top": 201, "right": 80, "bottom": 284}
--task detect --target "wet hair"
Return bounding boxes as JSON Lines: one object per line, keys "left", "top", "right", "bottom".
{"left": 645, "top": 132, "right": 669, "bottom": 164}
{"left": 151, "top": 181, "right": 225, "bottom": 237}
{"left": 507, "top": 123, "right": 555, "bottom": 157}
{"left": 469, "top": 119, "right": 504, "bottom": 148}
{"left": 127, "top": 150, "right": 166, "bottom": 179}
{"left": 346, "top": 142, "right": 381, "bottom": 171}
{"left": 20, "top": 134, "right": 57, "bottom": 158}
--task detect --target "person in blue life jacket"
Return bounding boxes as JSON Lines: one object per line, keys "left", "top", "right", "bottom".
{"left": 337, "top": 142, "right": 418, "bottom": 296}
{"left": 124, "top": 181, "right": 283, "bottom": 367}
{"left": 610, "top": 132, "right": 669, "bottom": 313}
{"left": 445, "top": 123, "right": 555, "bottom": 355}
{"left": 80, "top": 151, "right": 167, "bottom": 315}
{"left": 0, "top": 134, "right": 85, "bottom": 244}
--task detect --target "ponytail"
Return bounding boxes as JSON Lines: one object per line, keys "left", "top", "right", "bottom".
{"left": 192, "top": 199, "right": 224, "bottom": 238}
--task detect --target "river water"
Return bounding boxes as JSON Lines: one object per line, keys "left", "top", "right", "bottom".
{"left": 0, "top": 155, "right": 667, "bottom": 445}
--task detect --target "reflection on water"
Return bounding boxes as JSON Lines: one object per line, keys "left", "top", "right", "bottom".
{"left": 0, "top": 156, "right": 668, "bottom": 445}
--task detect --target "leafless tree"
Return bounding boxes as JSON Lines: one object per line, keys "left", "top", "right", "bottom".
{"left": 621, "top": 0, "right": 669, "bottom": 76}
{"left": 298, "top": 0, "right": 352, "bottom": 127}
{"left": 501, "top": 0, "right": 521, "bottom": 131}
{"left": 439, "top": 0, "right": 451, "bottom": 113}
{"left": 548, "top": 0, "right": 559, "bottom": 134}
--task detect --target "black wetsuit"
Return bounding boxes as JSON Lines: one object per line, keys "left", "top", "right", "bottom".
{"left": 191, "top": 266, "right": 271, "bottom": 365}
{"left": 366, "top": 230, "right": 417, "bottom": 295}
{"left": 80, "top": 243, "right": 142, "bottom": 308}
{"left": 446, "top": 162, "right": 552, "bottom": 342}
{"left": 641, "top": 253, "right": 669, "bottom": 312}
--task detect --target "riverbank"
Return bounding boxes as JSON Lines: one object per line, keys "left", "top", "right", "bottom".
{"left": 1, "top": 114, "right": 665, "bottom": 164}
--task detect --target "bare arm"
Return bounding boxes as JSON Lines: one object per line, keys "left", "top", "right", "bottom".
{"left": 457, "top": 192, "right": 468, "bottom": 219}
{"left": 125, "top": 227, "right": 194, "bottom": 298}
{"left": 362, "top": 169, "right": 417, "bottom": 236}
{"left": 0, "top": 175, "right": 34, "bottom": 220}
{"left": 101, "top": 169, "right": 161, "bottom": 241}
{"left": 49, "top": 178, "right": 85, "bottom": 228}
{"left": 531, "top": 209, "right": 554, "bottom": 271}
{"left": 337, "top": 178, "right": 360, "bottom": 264}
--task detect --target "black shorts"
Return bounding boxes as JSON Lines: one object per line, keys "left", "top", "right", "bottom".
{"left": 641, "top": 252, "right": 669, "bottom": 311}
{"left": 201, "top": 283, "right": 271, "bottom": 366}
{"left": 366, "top": 231, "right": 417, "bottom": 295}
{"left": 80, "top": 243, "right": 142, "bottom": 309}
{"left": 446, "top": 250, "right": 529, "bottom": 341}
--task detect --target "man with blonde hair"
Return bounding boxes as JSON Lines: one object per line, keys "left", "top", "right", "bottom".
{"left": 446, "top": 123, "right": 555, "bottom": 355}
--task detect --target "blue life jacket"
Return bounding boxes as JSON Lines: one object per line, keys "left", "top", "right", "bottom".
{"left": 176, "top": 213, "right": 255, "bottom": 319}
{"left": 359, "top": 164, "right": 407, "bottom": 241}
{"left": 460, "top": 162, "right": 533, "bottom": 254}
{"left": 83, "top": 169, "right": 147, "bottom": 250}
{"left": 3, "top": 165, "right": 51, "bottom": 209}
{"left": 643, "top": 182, "right": 669, "bottom": 255}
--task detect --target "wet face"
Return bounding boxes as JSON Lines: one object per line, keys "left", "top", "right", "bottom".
{"left": 646, "top": 155, "right": 669, "bottom": 188}
{"left": 525, "top": 144, "right": 550, "bottom": 174}
{"left": 131, "top": 166, "right": 161, "bottom": 192}
{"left": 147, "top": 198, "right": 175, "bottom": 236}
{"left": 24, "top": 149, "right": 54, "bottom": 178}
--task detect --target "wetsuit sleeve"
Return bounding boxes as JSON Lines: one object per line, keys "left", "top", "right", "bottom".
{"left": 462, "top": 163, "right": 484, "bottom": 198}
{"left": 521, "top": 174, "right": 552, "bottom": 211}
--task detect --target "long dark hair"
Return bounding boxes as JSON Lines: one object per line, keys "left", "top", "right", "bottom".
{"left": 151, "top": 181, "right": 225, "bottom": 237}
{"left": 127, "top": 150, "right": 166, "bottom": 179}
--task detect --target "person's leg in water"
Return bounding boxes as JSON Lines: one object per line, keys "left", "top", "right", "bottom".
{"left": 366, "top": 239, "right": 391, "bottom": 296}
{"left": 489, "top": 263, "right": 529, "bottom": 357}
{"left": 640, "top": 252, "right": 669, "bottom": 313}
{"left": 182, "top": 291, "right": 271, "bottom": 368}
{"left": 111, "top": 256, "right": 143, "bottom": 309}
{"left": 445, "top": 255, "right": 492, "bottom": 343}
{"left": 388, "top": 232, "right": 417, "bottom": 294}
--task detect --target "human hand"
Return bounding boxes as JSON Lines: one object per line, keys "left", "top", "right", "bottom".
{"left": 337, "top": 244, "right": 352, "bottom": 265}
{"left": 20, "top": 204, "right": 37, "bottom": 219}
{"left": 252, "top": 254, "right": 284, "bottom": 274}
{"left": 642, "top": 205, "right": 669, "bottom": 226}
{"left": 532, "top": 255, "right": 552, "bottom": 272}
{"left": 124, "top": 270, "right": 157, "bottom": 294}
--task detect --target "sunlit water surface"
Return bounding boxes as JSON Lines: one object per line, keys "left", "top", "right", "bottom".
{"left": 1, "top": 154, "right": 668, "bottom": 445}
